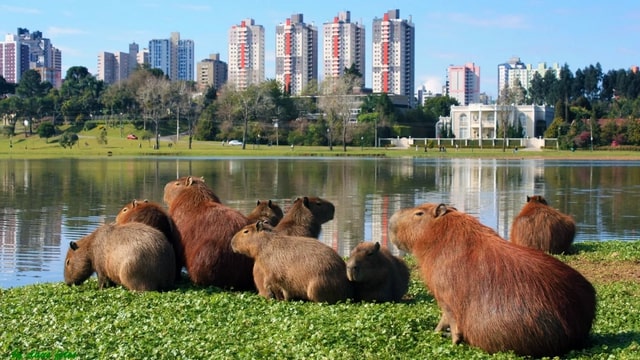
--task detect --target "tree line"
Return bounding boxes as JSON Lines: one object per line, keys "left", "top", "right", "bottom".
{"left": 1, "top": 62, "right": 639, "bottom": 150}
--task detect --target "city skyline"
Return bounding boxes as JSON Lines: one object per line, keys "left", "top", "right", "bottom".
{"left": 1, "top": 1, "right": 638, "bottom": 98}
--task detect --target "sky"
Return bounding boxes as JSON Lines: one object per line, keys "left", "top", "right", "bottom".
{"left": 2, "top": 0, "right": 639, "bottom": 98}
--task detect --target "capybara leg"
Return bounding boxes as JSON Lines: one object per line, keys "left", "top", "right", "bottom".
{"left": 97, "top": 274, "right": 113, "bottom": 289}
{"left": 435, "top": 312, "right": 450, "bottom": 333}
{"left": 253, "top": 266, "right": 271, "bottom": 298}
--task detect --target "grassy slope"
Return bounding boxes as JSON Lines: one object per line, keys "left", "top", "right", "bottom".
{"left": 1, "top": 241, "right": 639, "bottom": 359}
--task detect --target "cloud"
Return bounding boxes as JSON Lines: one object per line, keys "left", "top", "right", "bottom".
{"left": 0, "top": 5, "right": 40, "bottom": 15}
{"left": 47, "top": 27, "right": 87, "bottom": 36}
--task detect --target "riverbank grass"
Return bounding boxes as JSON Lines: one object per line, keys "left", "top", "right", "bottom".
{"left": 1, "top": 241, "right": 639, "bottom": 359}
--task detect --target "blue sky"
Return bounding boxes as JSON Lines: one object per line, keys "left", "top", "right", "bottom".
{"left": 2, "top": 0, "right": 639, "bottom": 98}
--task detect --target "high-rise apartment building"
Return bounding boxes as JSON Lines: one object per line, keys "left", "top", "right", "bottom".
{"left": 196, "top": 53, "right": 228, "bottom": 91}
{"left": 498, "top": 56, "right": 560, "bottom": 100}
{"left": 448, "top": 62, "right": 481, "bottom": 105}
{"left": 0, "top": 34, "right": 29, "bottom": 84}
{"left": 372, "top": 9, "right": 415, "bottom": 101}
{"left": 275, "top": 13, "right": 318, "bottom": 95}
{"left": 228, "top": 19, "right": 265, "bottom": 90}
{"left": 149, "top": 32, "right": 194, "bottom": 81}
{"left": 322, "top": 11, "right": 365, "bottom": 84}
{"left": 97, "top": 42, "right": 145, "bottom": 85}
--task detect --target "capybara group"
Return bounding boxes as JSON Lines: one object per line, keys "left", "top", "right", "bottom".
{"left": 231, "top": 221, "right": 353, "bottom": 303}
{"left": 246, "top": 199, "right": 284, "bottom": 226}
{"left": 510, "top": 195, "right": 576, "bottom": 254}
{"left": 115, "top": 199, "right": 183, "bottom": 280}
{"left": 389, "top": 203, "right": 596, "bottom": 357}
{"left": 64, "top": 222, "right": 175, "bottom": 291}
{"left": 163, "top": 176, "right": 254, "bottom": 290}
{"left": 346, "top": 242, "right": 409, "bottom": 302}
{"left": 274, "top": 196, "right": 335, "bottom": 238}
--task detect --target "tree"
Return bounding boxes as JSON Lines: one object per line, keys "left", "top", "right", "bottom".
{"left": 137, "top": 76, "right": 168, "bottom": 149}
{"left": 37, "top": 122, "right": 56, "bottom": 142}
{"left": 59, "top": 132, "right": 79, "bottom": 148}
{"left": 318, "top": 74, "right": 360, "bottom": 152}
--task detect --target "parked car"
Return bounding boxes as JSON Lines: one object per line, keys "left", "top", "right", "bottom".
{"left": 228, "top": 140, "right": 242, "bottom": 146}
{"left": 126, "top": 134, "right": 138, "bottom": 140}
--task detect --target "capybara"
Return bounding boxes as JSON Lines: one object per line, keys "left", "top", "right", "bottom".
{"left": 346, "top": 242, "right": 409, "bottom": 302}
{"left": 510, "top": 195, "right": 576, "bottom": 254}
{"left": 246, "top": 199, "right": 284, "bottom": 226}
{"left": 274, "top": 196, "right": 335, "bottom": 238}
{"left": 64, "top": 222, "right": 175, "bottom": 291}
{"left": 115, "top": 199, "right": 183, "bottom": 280}
{"left": 231, "top": 220, "right": 353, "bottom": 303}
{"left": 163, "top": 176, "right": 254, "bottom": 290}
{"left": 388, "top": 203, "right": 596, "bottom": 357}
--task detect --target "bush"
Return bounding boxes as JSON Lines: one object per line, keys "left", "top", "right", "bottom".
{"left": 37, "top": 122, "right": 57, "bottom": 143}
{"left": 59, "top": 132, "right": 79, "bottom": 149}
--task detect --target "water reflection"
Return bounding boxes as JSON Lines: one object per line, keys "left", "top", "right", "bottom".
{"left": 1, "top": 157, "right": 639, "bottom": 288}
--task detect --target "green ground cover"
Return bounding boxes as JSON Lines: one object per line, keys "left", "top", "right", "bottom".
{"left": 1, "top": 241, "right": 638, "bottom": 359}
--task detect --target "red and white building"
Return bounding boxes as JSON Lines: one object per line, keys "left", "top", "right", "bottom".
{"left": 228, "top": 18, "right": 265, "bottom": 90}
{"left": 322, "top": 11, "right": 365, "bottom": 85}
{"left": 275, "top": 14, "right": 317, "bottom": 95}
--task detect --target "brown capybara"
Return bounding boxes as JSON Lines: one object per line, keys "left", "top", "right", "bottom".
{"left": 510, "top": 195, "right": 576, "bottom": 254}
{"left": 274, "top": 196, "right": 335, "bottom": 238}
{"left": 115, "top": 199, "right": 183, "bottom": 280}
{"left": 388, "top": 203, "right": 596, "bottom": 357}
{"left": 163, "top": 176, "right": 254, "bottom": 290}
{"left": 231, "top": 220, "right": 353, "bottom": 303}
{"left": 246, "top": 199, "right": 284, "bottom": 226}
{"left": 64, "top": 222, "right": 175, "bottom": 291}
{"left": 346, "top": 242, "right": 409, "bottom": 302}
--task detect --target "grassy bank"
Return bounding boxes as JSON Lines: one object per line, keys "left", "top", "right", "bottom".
{"left": 2, "top": 125, "right": 640, "bottom": 160}
{"left": 1, "top": 241, "right": 639, "bottom": 359}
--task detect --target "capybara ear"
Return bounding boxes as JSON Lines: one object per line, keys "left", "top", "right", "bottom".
{"left": 69, "top": 241, "right": 79, "bottom": 251}
{"left": 142, "top": 199, "right": 149, "bottom": 203}
{"left": 268, "top": 200, "right": 273, "bottom": 207}
{"left": 527, "top": 196, "right": 532, "bottom": 202}
{"left": 131, "top": 199, "right": 139, "bottom": 208}
{"left": 303, "top": 196, "right": 310, "bottom": 208}
{"left": 373, "top": 242, "right": 381, "bottom": 252}
{"left": 256, "top": 199, "right": 261, "bottom": 206}
{"left": 434, "top": 204, "right": 448, "bottom": 218}
{"left": 186, "top": 176, "right": 194, "bottom": 186}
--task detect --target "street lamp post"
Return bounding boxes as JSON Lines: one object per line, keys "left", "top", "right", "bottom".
{"left": 327, "top": 128, "right": 333, "bottom": 151}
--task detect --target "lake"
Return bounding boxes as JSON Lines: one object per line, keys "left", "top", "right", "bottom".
{"left": 1, "top": 157, "right": 639, "bottom": 289}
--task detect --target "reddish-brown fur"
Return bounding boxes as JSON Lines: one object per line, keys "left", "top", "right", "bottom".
{"left": 246, "top": 199, "right": 284, "bottom": 226}
{"left": 389, "top": 203, "right": 596, "bottom": 357}
{"left": 274, "top": 196, "right": 335, "bottom": 238}
{"left": 346, "top": 242, "right": 409, "bottom": 302}
{"left": 64, "top": 222, "right": 175, "bottom": 291}
{"left": 115, "top": 199, "right": 184, "bottom": 280}
{"left": 231, "top": 221, "right": 353, "bottom": 303}
{"left": 163, "top": 176, "right": 254, "bottom": 290}
{"left": 510, "top": 195, "right": 576, "bottom": 254}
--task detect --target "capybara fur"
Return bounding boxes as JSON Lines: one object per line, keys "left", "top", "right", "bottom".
{"left": 274, "top": 196, "right": 335, "bottom": 238}
{"left": 510, "top": 195, "right": 576, "bottom": 254}
{"left": 231, "top": 221, "right": 353, "bottom": 303}
{"left": 346, "top": 242, "right": 409, "bottom": 302}
{"left": 64, "top": 222, "right": 175, "bottom": 291}
{"left": 389, "top": 203, "right": 596, "bottom": 357}
{"left": 163, "top": 176, "right": 254, "bottom": 290}
{"left": 246, "top": 199, "right": 284, "bottom": 226}
{"left": 115, "top": 199, "right": 184, "bottom": 280}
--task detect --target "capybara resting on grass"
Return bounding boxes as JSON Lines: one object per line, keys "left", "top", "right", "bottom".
{"left": 231, "top": 221, "right": 353, "bottom": 303}
{"left": 115, "top": 199, "right": 183, "bottom": 280}
{"left": 510, "top": 195, "right": 576, "bottom": 254}
{"left": 64, "top": 222, "right": 175, "bottom": 291}
{"left": 246, "top": 199, "right": 284, "bottom": 226}
{"left": 274, "top": 196, "right": 335, "bottom": 238}
{"left": 388, "top": 203, "right": 596, "bottom": 357}
{"left": 346, "top": 242, "right": 409, "bottom": 302}
{"left": 163, "top": 176, "right": 254, "bottom": 290}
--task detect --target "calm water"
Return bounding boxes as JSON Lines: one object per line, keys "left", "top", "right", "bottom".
{"left": 1, "top": 157, "right": 639, "bottom": 289}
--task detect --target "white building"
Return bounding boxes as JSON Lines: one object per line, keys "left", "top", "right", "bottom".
{"left": 228, "top": 18, "right": 265, "bottom": 90}
{"left": 447, "top": 104, "right": 554, "bottom": 140}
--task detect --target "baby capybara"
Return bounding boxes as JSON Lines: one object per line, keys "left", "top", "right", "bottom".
{"left": 64, "top": 222, "right": 175, "bottom": 291}
{"left": 274, "top": 196, "right": 335, "bottom": 238}
{"left": 389, "top": 203, "right": 596, "bottom": 357}
{"left": 346, "top": 242, "right": 409, "bottom": 302}
{"left": 115, "top": 199, "right": 183, "bottom": 280}
{"left": 163, "top": 176, "right": 254, "bottom": 290}
{"left": 510, "top": 195, "right": 576, "bottom": 254}
{"left": 246, "top": 199, "right": 284, "bottom": 226}
{"left": 231, "top": 221, "right": 353, "bottom": 303}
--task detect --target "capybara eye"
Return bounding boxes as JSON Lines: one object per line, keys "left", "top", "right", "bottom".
{"left": 121, "top": 207, "right": 127, "bottom": 213}
{"left": 415, "top": 211, "right": 424, "bottom": 217}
